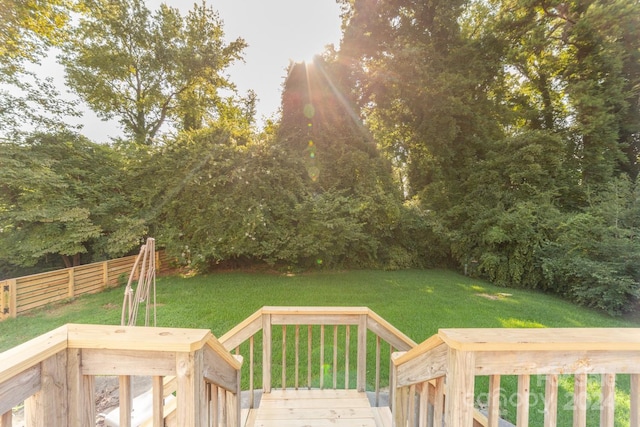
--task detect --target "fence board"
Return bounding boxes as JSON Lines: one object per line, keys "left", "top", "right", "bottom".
{"left": 1, "top": 251, "right": 169, "bottom": 320}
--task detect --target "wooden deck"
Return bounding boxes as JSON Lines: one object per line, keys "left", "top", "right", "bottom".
{"left": 244, "top": 389, "right": 392, "bottom": 427}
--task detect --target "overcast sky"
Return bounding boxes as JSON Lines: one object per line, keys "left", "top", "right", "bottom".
{"left": 56, "top": 0, "right": 343, "bottom": 142}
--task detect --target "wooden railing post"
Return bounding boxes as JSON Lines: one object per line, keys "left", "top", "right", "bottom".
{"left": 262, "top": 313, "right": 272, "bottom": 393}
{"left": 176, "top": 349, "right": 206, "bottom": 427}
{"left": 444, "top": 348, "right": 475, "bottom": 426}
{"left": 24, "top": 350, "right": 68, "bottom": 427}
{"left": 67, "top": 348, "right": 95, "bottom": 427}
{"left": 357, "top": 314, "right": 367, "bottom": 392}
{"left": 391, "top": 352, "right": 407, "bottom": 427}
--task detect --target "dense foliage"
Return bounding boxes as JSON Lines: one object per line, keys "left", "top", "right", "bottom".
{"left": 1, "top": 0, "right": 639, "bottom": 314}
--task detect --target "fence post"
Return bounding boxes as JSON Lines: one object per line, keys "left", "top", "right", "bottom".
{"left": 102, "top": 261, "right": 109, "bottom": 288}
{"left": 0, "top": 281, "right": 6, "bottom": 321}
{"left": 68, "top": 269, "right": 75, "bottom": 298}
{"left": 8, "top": 279, "right": 17, "bottom": 319}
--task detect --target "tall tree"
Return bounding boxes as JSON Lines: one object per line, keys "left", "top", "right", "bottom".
{"left": 61, "top": 0, "right": 247, "bottom": 145}
{"left": 0, "top": 0, "right": 79, "bottom": 139}
{"left": 0, "top": 132, "right": 133, "bottom": 268}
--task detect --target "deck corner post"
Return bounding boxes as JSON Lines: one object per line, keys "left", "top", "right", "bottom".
{"left": 262, "top": 313, "right": 272, "bottom": 393}
{"left": 357, "top": 314, "right": 367, "bottom": 392}
{"left": 176, "top": 349, "right": 206, "bottom": 427}
{"left": 444, "top": 348, "right": 475, "bottom": 426}
{"left": 390, "top": 352, "right": 405, "bottom": 427}
{"left": 67, "top": 348, "right": 95, "bottom": 427}
{"left": 25, "top": 350, "right": 68, "bottom": 427}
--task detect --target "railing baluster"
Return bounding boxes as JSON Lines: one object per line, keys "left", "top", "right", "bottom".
{"left": 433, "top": 377, "right": 445, "bottom": 427}
{"left": 249, "top": 336, "right": 254, "bottom": 408}
{"left": 375, "top": 335, "right": 381, "bottom": 406}
{"left": 488, "top": 374, "right": 501, "bottom": 427}
{"left": 152, "top": 375, "right": 164, "bottom": 427}
{"left": 408, "top": 384, "right": 417, "bottom": 427}
{"left": 211, "top": 384, "right": 219, "bottom": 427}
{"left": 418, "top": 382, "right": 429, "bottom": 427}
{"left": 333, "top": 325, "right": 338, "bottom": 389}
{"left": 282, "top": 325, "right": 286, "bottom": 390}
{"left": 320, "top": 325, "right": 325, "bottom": 389}
{"left": 600, "top": 374, "right": 615, "bottom": 427}
{"left": 220, "top": 387, "right": 227, "bottom": 427}
{"left": 295, "top": 325, "right": 300, "bottom": 390}
{"left": 345, "top": 325, "right": 350, "bottom": 390}
{"left": 307, "top": 325, "right": 312, "bottom": 389}
{"left": 119, "top": 375, "right": 132, "bottom": 427}
{"left": 544, "top": 374, "right": 558, "bottom": 427}
{"left": 389, "top": 344, "right": 395, "bottom": 409}
{"left": 573, "top": 373, "right": 587, "bottom": 427}
{"left": 517, "top": 374, "right": 530, "bottom": 427}
{"left": 1, "top": 410, "right": 12, "bottom": 427}
{"left": 632, "top": 374, "right": 640, "bottom": 427}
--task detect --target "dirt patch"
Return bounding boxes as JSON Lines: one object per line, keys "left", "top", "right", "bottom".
{"left": 476, "top": 292, "right": 512, "bottom": 301}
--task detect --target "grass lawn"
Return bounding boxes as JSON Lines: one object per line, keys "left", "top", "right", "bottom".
{"left": 1, "top": 268, "right": 638, "bottom": 425}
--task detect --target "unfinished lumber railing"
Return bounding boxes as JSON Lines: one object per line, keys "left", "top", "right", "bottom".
{"left": 0, "top": 323, "right": 242, "bottom": 427}
{"left": 218, "top": 306, "right": 417, "bottom": 408}
{"left": 391, "top": 328, "right": 640, "bottom": 427}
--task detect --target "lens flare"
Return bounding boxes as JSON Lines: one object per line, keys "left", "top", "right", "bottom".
{"left": 303, "top": 103, "right": 315, "bottom": 119}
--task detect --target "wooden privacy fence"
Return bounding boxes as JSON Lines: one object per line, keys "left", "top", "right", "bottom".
{"left": 0, "top": 251, "right": 170, "bottom": 321}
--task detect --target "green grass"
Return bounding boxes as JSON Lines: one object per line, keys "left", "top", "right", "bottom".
{"left": 1, "top": 269, "right": 638, "bottom": 425}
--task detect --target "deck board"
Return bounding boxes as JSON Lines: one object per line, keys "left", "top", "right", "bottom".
{"left": 245, "top": 389, "right": 391, "bottom": 427}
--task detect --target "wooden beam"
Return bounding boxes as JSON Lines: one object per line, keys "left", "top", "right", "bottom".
{"left": 81, "top": 348, "right": 176, "bottom": 376}
{"left": 0, "top": 365, "right": 40, "bottom": 414}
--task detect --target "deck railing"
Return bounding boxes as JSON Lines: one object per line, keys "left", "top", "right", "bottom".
{"left": 391, "top": 328, "right": 640, "bottom": 427}
{"left": 0, "top": 323, "right": 242, "bottom": 427}
{"left": 218, "top": 306, "right": 417, "bottom": 408}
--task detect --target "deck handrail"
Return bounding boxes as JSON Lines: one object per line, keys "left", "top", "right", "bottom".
{"left": 219, "top": 306, "right": 417, "bottom": 410}
{"left": 0, "top": 323, "right": 242, "bottom": 427}
{"left": 391, "top": 328, "right": 640, "bottom": 427}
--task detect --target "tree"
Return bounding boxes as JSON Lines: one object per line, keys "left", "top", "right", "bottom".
{"left": 0, "top": 0, "right": 71, "bottom": 72}
{"left": 0, "top": 132, "right": 134, "bottom": 268}
{"left": 0, "top": 0, "right": 79, "bottom": 139}
{"left": 61, "top": 0, "right": 247, "bottom": 145}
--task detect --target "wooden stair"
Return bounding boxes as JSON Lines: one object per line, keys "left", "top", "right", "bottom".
{"left": 244, "top": 389, "right": 392, "bottom": 427}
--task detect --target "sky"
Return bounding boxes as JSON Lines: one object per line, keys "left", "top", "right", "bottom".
{"left": 59, "top": 0, "right": 344, "bottom": 142}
